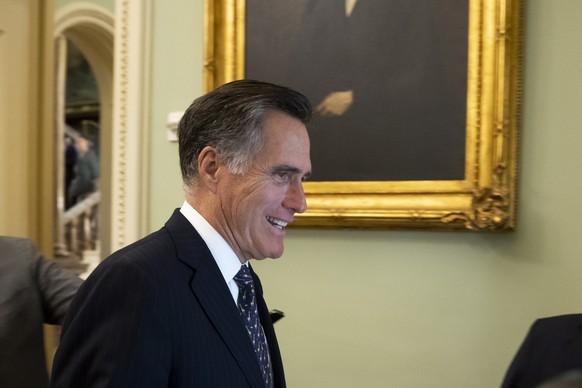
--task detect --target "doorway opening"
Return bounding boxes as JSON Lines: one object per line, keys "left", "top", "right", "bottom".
{"left": 53, "top": 4, "right": 114, "bottom": 277}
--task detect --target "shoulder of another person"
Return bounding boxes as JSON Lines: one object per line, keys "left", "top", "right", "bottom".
{"left": 0, "top": 236, "right": 37, "bottom": 263}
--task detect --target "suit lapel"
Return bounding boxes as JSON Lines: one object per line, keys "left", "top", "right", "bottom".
{"left": 164, "top": 209, "right": 265, "bottom": 388}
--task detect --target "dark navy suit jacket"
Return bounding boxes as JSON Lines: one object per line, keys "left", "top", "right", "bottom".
{"left": 51, "top": 209, "right": 285, "bottom": 387}
{"left": 501, "top": 314, "right": 582, "bottom": 388}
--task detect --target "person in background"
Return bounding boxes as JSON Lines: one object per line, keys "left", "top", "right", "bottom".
{"left": 51, "top": 79, "right": 312, "bottom": 388}
{"left": 0, "top": 236, "right": 83, "bottom": 388}
{"left": 64, "top": 135, "right": 78, "bottom": 209}
{"left": 68, "top": 135, "right": 99, "bottom": 206}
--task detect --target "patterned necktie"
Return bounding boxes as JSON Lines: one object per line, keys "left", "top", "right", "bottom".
{"left": 234, "top": 265, "right": 273, "bottom": 388}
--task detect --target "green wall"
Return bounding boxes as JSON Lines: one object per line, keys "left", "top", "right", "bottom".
{"left": 116, "top": 0, "right": 582, "bottom": 386}
{"left": 148, "top": 0, "right": 204, "bottom": 226}
{"left": 49, "top": 0, "right": 582, "bottom": 386}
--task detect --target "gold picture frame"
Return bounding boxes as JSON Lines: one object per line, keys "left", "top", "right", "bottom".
{"left": 204, "top": 0, "right": 522, "bottom": 231}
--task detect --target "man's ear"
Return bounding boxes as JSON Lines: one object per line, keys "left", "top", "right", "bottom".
{"left": 197, "top": 146, "right": 220, "bottom": 192}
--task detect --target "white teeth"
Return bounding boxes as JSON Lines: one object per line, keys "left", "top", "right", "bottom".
{"left": 266, "top": 216, "right": 288, "bottom": 229}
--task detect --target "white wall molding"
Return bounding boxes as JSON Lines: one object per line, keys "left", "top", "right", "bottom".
{"left": 55, "top": 2, "right": 114, "bottom": 35}
{"left": 110, "top": 0, "right": 152, "bottom": 250}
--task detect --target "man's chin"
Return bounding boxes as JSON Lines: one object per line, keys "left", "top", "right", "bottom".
{"left": 254, "top": 247, "right": 284, "bottom": 260}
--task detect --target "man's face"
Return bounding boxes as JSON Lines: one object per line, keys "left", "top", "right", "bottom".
{"left": 215, "top": 110, "right": 311, "bottom": 262}
{"left": 77, "top": 137, "right": 89, "bottom": 154}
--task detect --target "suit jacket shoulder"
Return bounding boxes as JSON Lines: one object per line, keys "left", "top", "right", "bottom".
{"left": 501, "top": 314, "right": 582, "bottom": 388}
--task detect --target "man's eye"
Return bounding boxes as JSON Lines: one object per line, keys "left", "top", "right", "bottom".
{"left": 272, "top": 171, "right": 293, "bottom": 183}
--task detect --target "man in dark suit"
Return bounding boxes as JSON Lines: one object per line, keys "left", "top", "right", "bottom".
{"left": 0, "top": 236, "right": 82, "bottom": 388}
{"left": 51, "top": 80, "right": 312, "bottom": 388}
{"left": 502, "top": 314, "right": 582, "bottom": 388}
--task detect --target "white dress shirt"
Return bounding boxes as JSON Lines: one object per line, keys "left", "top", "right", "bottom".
{"left": 180, "top": 201, "right": 244, "bottom": 304}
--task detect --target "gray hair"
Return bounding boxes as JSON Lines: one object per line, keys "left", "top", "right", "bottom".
{"left": 178, "top": 79, "right": 312, "bottom": 187}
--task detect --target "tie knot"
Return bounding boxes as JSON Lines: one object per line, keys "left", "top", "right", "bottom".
{"left": 234, "top": 265, "right": 253, "bottom": 287}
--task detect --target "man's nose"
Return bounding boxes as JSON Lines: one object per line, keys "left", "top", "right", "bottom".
{"left": 285, "top": 180, "right": 307, "bottom": 214}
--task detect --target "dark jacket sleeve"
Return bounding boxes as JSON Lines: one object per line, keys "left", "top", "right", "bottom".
{"left": 33, "top": 249, "right": 83, "bottom": 325}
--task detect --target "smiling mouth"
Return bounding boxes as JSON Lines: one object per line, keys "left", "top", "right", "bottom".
{"left": 266, "top": 216, "right": 288, "bottom": 230}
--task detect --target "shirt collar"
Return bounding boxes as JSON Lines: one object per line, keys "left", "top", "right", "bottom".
{"left": 180, "top": 201, "right": 242, "bottom": 284}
